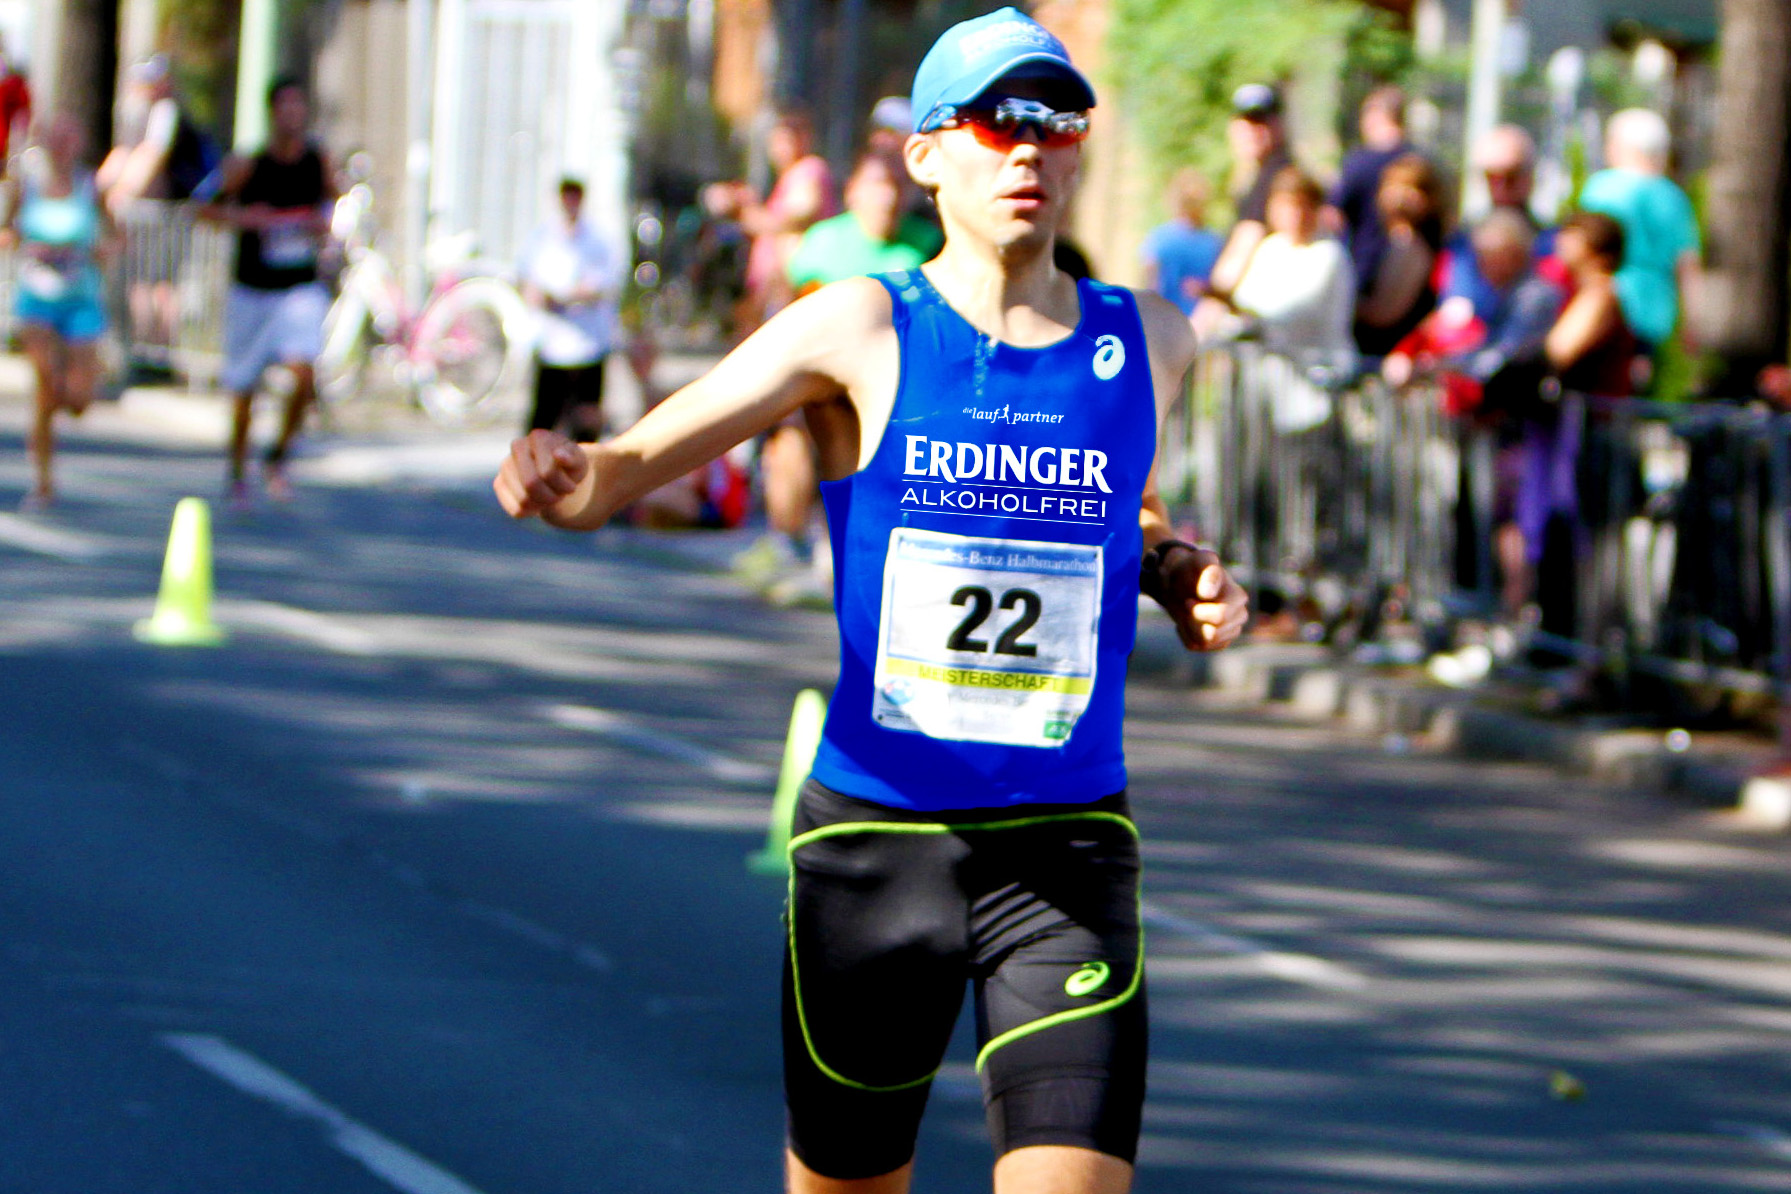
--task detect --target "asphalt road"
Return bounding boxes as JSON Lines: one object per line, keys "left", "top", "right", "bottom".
{"left": 3, "top": 394, "right": 1791, "bottom": 1193}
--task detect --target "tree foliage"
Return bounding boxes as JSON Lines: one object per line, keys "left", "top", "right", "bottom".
{"left": 1104, "top": 0, "right": 1374, "bottom": 201}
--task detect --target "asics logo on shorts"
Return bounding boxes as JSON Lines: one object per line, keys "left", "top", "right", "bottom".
{"left": 1065, "top": 961, "right": 1110, "bottom": 997}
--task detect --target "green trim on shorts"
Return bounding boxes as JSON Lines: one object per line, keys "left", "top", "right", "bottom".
{"left": 785, "top": 809, "right": 1143, "bottom": 1092}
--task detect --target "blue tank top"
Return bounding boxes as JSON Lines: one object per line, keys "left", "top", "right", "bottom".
{"left": 16, "top": 173, "right": 102, "bottom": 303}
{"left": 810, "top": 269, "right": 1158, "bottom": 811}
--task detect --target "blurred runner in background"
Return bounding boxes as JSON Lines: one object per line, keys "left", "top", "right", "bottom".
{"left": 201, "top": 76, "right": 336, "bottom": 508}
{"left": 706, "top": 108, "right": 838, "bottom": 336}
{"left": 739, "top": 149, "right": 945, "bottom": 603}
{"left": 6, "top": 114, "right": 116, "bottom": 511}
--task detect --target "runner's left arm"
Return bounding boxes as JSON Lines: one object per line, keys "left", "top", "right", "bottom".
{"left": 1135, "top": 289, "right": 1249, "bottom": 651}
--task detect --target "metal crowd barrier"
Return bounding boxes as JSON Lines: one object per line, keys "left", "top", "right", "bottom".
{"left": 107, "top": 199, "right": 233, "bottom": 382}
{"left": 1163, "top": 341, "right": 1465, "bottom": 628}
{"left": 1162, "top": 341, "right": 1791, "bottom": 705}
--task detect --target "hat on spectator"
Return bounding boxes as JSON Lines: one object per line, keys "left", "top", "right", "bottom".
{"left": 1231, "top": 83, "right": 1283, "bottom": 120}
{"left": 869, "top": 96, "right": 913, "bottom": 136}
{"left": 911, "top": 7, "right": 1096, "bottom": 134}
{"left": 129, "top": 53, "right": 171, "bottom": 85}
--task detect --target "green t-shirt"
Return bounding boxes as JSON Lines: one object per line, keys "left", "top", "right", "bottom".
{"left": 786, "top": 212, "right": 942, "bottom": 291}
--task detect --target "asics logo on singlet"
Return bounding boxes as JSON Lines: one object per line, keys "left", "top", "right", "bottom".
{"left": 1091, "top": 334, "right": 1125, "bottom": 380}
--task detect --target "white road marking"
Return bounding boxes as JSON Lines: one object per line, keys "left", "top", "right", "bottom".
{"left": 161, "top": 1032, "right": 491, "bottom": 1194}
{"left": 1714, "top": 1120, "right": 1791, "bottom": 1161}
{"left": 1141, "top": 900, "right": 1369, "bottom": 992}
{"left": 228, "top": 600, "right": 382, "bottom": 655}
{"left": 543, "top": 702, "right": 775, "bottom": 785}
{"left": 456, "top": 898, "right": 570, "bottom": 952}
{"left": 0, "top": 513, "right": 110, "bottom": 560}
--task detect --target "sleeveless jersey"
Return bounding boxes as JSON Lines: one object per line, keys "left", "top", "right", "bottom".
{"left": 233, "top": 144, "right": 327, "bottom": 290}
{"left": 809, "top": 269, "right": 1158, "bottom": 811}
{"left": 16, "top": 173, "right": 103, "bottom": 303}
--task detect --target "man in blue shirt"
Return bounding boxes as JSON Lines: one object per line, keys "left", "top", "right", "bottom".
{"left": 1138, "top": 168, "right": 1221, "bottom": 316}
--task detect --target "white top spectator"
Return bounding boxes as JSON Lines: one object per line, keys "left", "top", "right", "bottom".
{"left": 1231, "top": 233, "right": 1358, "bottom": 376}
{"left": 518, "top": 203, "right": 623, "bottom": 368}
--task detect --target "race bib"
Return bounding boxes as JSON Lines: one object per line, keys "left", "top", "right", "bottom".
{"left": 873, "top": 528, "right": 1102, "bottom": 748}
{"left": 17, "top": 259, "right": 70, "bottom": 300}
{"left": 261, "top": 224, "right": 318, "bottom": 270}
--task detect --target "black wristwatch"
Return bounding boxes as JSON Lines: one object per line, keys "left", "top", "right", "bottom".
{"left": 1139, "top": 539, "right": 1205, "bottom": 608}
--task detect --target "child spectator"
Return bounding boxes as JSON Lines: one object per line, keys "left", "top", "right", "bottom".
{"left": 1353, "top": 153, "right": 1447, "bottom": 357}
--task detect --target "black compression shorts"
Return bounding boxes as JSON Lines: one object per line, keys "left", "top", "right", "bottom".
{"left": 783, "top": 779, "right": 1147, "bottom": 1180}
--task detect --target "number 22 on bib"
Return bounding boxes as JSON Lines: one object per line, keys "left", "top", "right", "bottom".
{"left": 872, "top": 528, "right": 1103, "bottom": 748}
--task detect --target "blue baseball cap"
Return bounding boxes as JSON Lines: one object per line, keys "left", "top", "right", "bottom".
{"left": 911, "top": 7, "right": 1096, "bottom": 134}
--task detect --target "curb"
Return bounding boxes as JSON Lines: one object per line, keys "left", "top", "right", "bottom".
{"left": 1130, "top": 623, "right": 1775, "bottom": 819}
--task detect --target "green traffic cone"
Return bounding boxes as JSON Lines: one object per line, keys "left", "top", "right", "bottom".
{"left": 747, "top": 688, "right": 828, "bottom": 875}
{"left": 134, "top": 497, "right": 227, "bottom": 647}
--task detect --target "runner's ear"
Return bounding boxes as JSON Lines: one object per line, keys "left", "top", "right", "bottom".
{"left": 904, "top": 134, "right": 942, "bottom": 193}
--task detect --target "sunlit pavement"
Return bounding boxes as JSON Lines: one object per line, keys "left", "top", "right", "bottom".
{"left": 3, "top": 379, "right": 1791, "bottom": 1193}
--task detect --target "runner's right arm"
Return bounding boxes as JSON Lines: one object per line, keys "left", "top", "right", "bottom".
{"left": 495, "top": 276, "right": 892, "bottom": 530}
{"left": 195, "top": 155, "right": 259, "bottom": 227}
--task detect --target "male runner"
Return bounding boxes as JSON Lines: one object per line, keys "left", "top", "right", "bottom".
{"left": 201, "top": 76, "right": 336, "bottom": 505}
{"left": 495, "top": 10, "right": 1248, "bottom": 1192}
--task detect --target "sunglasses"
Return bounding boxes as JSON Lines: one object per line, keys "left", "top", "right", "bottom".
{"left": 931, "top": 98, "right": 1090, "bottom": 149}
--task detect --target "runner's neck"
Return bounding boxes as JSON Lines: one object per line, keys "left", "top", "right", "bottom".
{"left": 267, "top": 134, "right": 309, "bottom": 163}
{"left": 921, "top": 239, "right": 1079, "bottom": 349}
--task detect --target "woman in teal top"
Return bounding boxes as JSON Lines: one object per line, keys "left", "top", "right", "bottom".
{"left": 6, "top": 113, "right": 117, "bottom": 510}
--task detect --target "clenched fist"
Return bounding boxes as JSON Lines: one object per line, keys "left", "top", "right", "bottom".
{"left": 1162, "top": 546, "right": 1249, "bottom": 652}
{"left": 494, "top": 429, "right": 591, "bottom": 520}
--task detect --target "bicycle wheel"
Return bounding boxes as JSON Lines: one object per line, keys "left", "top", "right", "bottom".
{"left": 410, "top": 276, "right": 532, "bottom": 426}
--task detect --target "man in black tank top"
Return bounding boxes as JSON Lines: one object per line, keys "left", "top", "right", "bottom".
{"left": 200, "top": 76, "right": 336, "bottom": 506}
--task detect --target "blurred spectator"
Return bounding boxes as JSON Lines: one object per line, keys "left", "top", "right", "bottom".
{"left": 1387, "top": 211, "right": 1564, "bottom": 619}
{"left": 1352, "top": 154, "right": 1446, "bottom": 357}
{"left": 1578, "top": 108, "right": 1701, "bottom": 352}
{"left": 1384, "top": 210, "right": 1561, "bottom": 395}
{"left": 1437, "top": 126, "right": 1568, "bottom": 320}
{"left": 0, "top": 36, "right": 30, "bottom": 170}
{"left": 1326, "top": 85, "right": 1417, "bottom": 295}
{"left": 1546, "top": 212, "right": 1635, "bottom": 398}
{"left": 866, "top": 96, "right": 912, "bottom": 157}
{"left": 755, "top": 150, "right": 942, "bottom": 590}
{"left": 98, "top": 55, "right": 219, "bottom": 373}
{"left": 1481, "top": 211, "right": 1636, "bottom": 624}
{"left": 1205, "top": 83, "right": 1293, "bottom": 300}
{"left": 517, "top": 177, "right": 624, "bottom": 443}
{"left": 97, "top": 55, "right": 217, "bottom": 211}
{"left": 1760, "top": 363, "right": 1791, "bottom": 407}
{"left": 706, "top": 107, "right": 838, "bottom": 335}
{"left": 1140, "top": 168, "right": 1222, "bottom": 316}
{"left": 1226, "top": 167, "right": 1358, "bottom": 409}
{"left": 787, "top": 150, "right": 940, "bottom": 295}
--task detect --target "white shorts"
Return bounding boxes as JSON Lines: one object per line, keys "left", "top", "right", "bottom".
{"left": 221, "top": 281, "right": 330, "bottom": 393}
